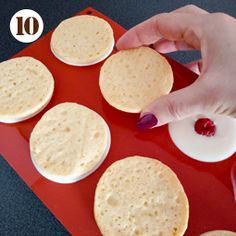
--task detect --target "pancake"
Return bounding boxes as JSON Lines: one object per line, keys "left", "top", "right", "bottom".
{"left": 200, "top": 230, "right": 236, "bottom": 236}
{"left": 30, "top": 103, "right": 111, "bottom": 183}
{"left": 94, "top": 155, "right": 189, "bottom": 236}
{"left": 0, "top": 57, "right": 54, "bottom": 123}
{"left": 51, "top": 15, "right": 114, "bottom": 66}
{"left": 99, "top": 47, "right": 173, "bottom": 113}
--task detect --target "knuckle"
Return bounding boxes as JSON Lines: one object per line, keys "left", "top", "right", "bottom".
{"left": 165, "top": 98, "right": 183, "bottom": 121}
{"left": 215, "top": 105, "right": 233, "bottom": 116}
{"left": 228, "top": 109, "right": 236, "bottom": 118}
{"left": 185, "top": 4, "right": 199, "bottom": 11}
{"left": 211, "top": 12, "right": 233, "bottom": 22}
{"left": 195, "top": 82, "right": 220, "bottom": 112}
{"left": 134, "top": 29, "right": 143, "bottom": 45}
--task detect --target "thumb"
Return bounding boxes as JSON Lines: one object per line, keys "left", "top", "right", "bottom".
{"left": 137, "top": 82, "right": 207, "bottom": 129}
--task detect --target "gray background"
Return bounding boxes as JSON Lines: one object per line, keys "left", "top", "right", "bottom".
{"left": 0, "top": 0, "right": 236, "bottom": 235}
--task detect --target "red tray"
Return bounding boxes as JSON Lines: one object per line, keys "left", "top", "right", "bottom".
{"left": 0, "top": 7, "right": 235, "bottom": 236}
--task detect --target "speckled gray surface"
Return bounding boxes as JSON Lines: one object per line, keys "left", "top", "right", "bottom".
{"left": 1, "top": 0, "right": 236, "bottom": 235}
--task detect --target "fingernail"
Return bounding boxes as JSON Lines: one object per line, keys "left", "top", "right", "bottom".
{"left": 137, "top": 114, "right": 158, "bottom": 130}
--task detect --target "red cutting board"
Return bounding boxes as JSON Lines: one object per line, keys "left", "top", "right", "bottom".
{"left": 0, "top": 7, "right": 235, "bottom": 236}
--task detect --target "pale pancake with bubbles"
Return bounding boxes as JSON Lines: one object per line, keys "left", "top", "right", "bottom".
{"left": 99, "top": 47, "right": 173, "bottom": 113}
{"left": 30, "top": 103, "right": 111, "bottom": 184}
{"left": 51, "top": 15, "right": 114, "bottom": 66}
{"left": 200, "top": 230, "right": 236, "bottom": 236}
{"left": 0, "top": 57, "right": 54, "bottom": 123}
{"left": 94, "top": 156, "right": 189, "bottom": 236}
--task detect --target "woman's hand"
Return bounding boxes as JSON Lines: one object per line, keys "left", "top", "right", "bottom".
{"left": 116, "top": 5, "right": 236, "bottom": 128}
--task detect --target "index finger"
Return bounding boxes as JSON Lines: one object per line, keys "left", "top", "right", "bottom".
{"left": 116, "top": 12, "right": 204, "bottom": 50}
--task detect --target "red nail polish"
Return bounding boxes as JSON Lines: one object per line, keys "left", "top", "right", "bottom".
{"left": 137, "top": 114, "right": 158, "bottom": 130}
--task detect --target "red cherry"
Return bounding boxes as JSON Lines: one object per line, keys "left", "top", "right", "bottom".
{"left": 194, "top": 118, "right": 216, "bottom": 137}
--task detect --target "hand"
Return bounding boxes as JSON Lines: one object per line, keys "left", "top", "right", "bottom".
{"left": 116, "top": 5, "right": 236, "bottom": 128}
